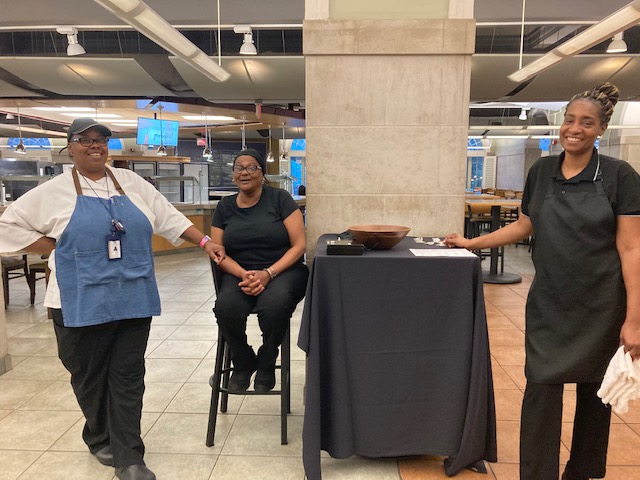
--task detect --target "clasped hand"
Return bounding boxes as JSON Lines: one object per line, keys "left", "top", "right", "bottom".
{"left": 238, "top": 270, "right": 269, "bottom": 296}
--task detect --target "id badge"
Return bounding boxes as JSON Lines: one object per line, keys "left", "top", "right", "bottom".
{"left": 107, "top": 233, "right": 122, "bottom": 260}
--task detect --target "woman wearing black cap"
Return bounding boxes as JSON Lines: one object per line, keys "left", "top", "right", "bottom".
{"left": 445, "top": 83, "right": 640, "bottom": 479}
{"left": 212, "top": 148, "right": 308, "bottom": 392}
{"left": 0, "top": 118, "right": 225, "bottom": 480}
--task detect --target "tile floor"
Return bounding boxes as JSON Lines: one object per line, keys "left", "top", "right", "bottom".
{"left": 1, "top": 246, "right": 639, "bottom": 480}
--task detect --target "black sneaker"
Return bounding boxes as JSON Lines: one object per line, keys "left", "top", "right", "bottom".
{"left": 227, "top": 366, "right": 257, "bottom": 393}
{"left": 254, "top": 368, "right": 276, "bottom": 392}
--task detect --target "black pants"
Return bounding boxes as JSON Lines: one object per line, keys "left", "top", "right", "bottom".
{"left": 520, "top": 381, "right": 611, "bottom": 480}
{"left": 214, "top": 264, "right": 308, "bottom": 371}
{"left": 52, "top": 309, "right": 151, "bottom": 468}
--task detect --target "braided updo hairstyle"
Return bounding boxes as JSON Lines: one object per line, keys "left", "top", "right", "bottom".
{"left": 568, "top": 82, "right": 620, "bottom": 125}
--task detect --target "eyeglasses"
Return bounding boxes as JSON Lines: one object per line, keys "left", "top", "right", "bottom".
{"left": 232, "top": 164, "right": 262, "bottom": 174}
{"left": 71, "top": 136, "right": 109, "bottom": 147}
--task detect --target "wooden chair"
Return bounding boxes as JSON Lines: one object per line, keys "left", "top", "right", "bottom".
{"left": 2, "top": 254, "right": 30, "bottom": 308}
{"left": 205, "top": 259, "right": 291, "bottom": 446}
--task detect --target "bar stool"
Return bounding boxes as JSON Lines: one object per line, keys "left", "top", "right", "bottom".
{"left": 205, "top": 259, "right": 291, "bottom": 447}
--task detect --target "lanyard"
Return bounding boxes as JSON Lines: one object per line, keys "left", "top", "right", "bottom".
{"left": 72, "top": 167, "right": 126, "bottom": 234}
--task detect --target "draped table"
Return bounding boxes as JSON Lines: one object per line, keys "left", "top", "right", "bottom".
{"left": 298, "top": 234, "right": 497, "bottom": 479}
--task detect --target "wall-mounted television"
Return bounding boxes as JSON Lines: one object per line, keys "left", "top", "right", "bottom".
{"left": 136, "top": 117, "right": 179, "bottom": 147}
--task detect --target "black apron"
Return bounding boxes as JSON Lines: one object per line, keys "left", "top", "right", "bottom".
{"left": 526, "top": 157, "right": 626, "bottom": 383}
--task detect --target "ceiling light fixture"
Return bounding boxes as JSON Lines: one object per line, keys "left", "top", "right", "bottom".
{"left": 202, "top": 113, "right": 212, "bottom": 160}
{"left": 280, "top": 124, "right": 287, "bottom": 161}
{"left": 241, "top": 120, "right": 247, "bottom": 150}
{"left": 607, "top": 32, "right": 628, "bottom": 53}
{"left": 5, "top": 113, "right": 14, "bottom": 120}
{"left": 234, "top": 25, "right": 257, "bottom": 55}
{"left": 508, "top": 0, "right": 640, "bottom": 83}
{"left": 56, "top": 26, "right": 86, "bottom": 56}
{"left": 93, "top": 0, "right": 230, "bottom": 82}
{"left": 266, "top": 126, "right": 275, "bottom": 163}
{"left": 156, "top": 103, "right": 167, "bottom": 156}
{"left": 519, "top": 108, "right": 528, "bottom": 121}
{"left": 15, "top": 105, "right": 26, "bottom": 155}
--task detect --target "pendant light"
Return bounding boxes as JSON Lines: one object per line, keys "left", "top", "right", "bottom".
{"left": 241, "top": 119, "right": 247, "bottom": 150}
{"left": 266, "top": 125, "right": 275, "bottom": 163}
{"left": 15, "top": 105, "right": 26, "bottom": 155}
{"left": 280, "top": 123, "right": 287, "bottom": 161}
{"left": 202, "top": 113, "right": 212, "bottom": 159}
{"left": 156, "top": 103, "right": 167, "bottom": 156}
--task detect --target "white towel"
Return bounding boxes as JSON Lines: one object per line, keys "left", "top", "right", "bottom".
{"left": 597, "top": 346, "right": 640, "bottom": 414}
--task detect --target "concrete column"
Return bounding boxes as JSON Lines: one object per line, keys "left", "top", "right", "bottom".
{"left": 303, "top": 0, "right": 475, "bottom": 255}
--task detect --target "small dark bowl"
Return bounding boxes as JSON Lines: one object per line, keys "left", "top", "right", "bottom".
{"left": 348, "top": 224, "right": 411, "bottom": 250}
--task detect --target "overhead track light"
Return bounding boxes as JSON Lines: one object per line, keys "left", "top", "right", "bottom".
{"left": 234, "top": 25, "right": 257, "bottom": 55}
{"left": 519, "top": 108, "right": 528, "bottom": 121}
{"left": 202, "top": 113, "right": 212, "bottom": 160}
{"left": 156, "top": 103, "right": 167, "bottom": 156}
{"left": 93, "top": 0, "right": 231, "bottom": 82}
{"left": 266, "top": 126, "right": 275, "bottom": 163}
{"left": 56, "top": 26, "right": 86, "bottom": 56}
{"left": 15, "top": 105, "right": 26, "bottom": 155}
{"left": 607, "top": 32, "right": 628, "bottom": 53}
{"left": 5, "top": 113, "right": 14, "bottom": 120}
{"left": 508, "top": 0, "right": 640, "bottom": 83}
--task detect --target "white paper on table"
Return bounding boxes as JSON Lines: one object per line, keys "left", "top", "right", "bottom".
{"left": 410, "top": 248, "right": 478, "bottom": 258}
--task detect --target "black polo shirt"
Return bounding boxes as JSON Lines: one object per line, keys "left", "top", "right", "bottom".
{"left": 522, "top": 150, "right": 640, "bottom": 217}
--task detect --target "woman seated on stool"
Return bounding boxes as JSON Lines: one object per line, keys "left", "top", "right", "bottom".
{"left": 211, "top": 149, "right": 308, "bottom": 392}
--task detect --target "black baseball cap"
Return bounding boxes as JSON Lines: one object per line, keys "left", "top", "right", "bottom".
{"left": 67, "top": 118, "right": 112, "bottom": 142}
{"left": 234, "top": 148, "right": 266, "bottom": 173}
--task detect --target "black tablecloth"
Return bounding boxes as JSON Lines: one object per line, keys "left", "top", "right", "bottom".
{"left": 297, "top": 235, "right": 497, "bottom": 479}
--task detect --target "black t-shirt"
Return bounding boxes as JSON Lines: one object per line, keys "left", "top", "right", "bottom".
{"left": 212, "top": 186, "right": 301, "bottom": 270}
{"left": 522, "top": 150, "right": 640, "bottom": 218}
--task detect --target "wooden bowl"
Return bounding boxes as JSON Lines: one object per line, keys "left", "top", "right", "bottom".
{"left": 348, "top": 225, "right": 411, "bottom": 250}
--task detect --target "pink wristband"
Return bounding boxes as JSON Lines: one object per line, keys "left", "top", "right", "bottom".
{"left": 199, "top": 235, "right": 211, "bottom": 248}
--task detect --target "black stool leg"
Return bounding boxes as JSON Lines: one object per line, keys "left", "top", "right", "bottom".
{"left": 206, "top": 331, "right": 226, "bottom": 446}
{"left": 220, "top": 342, "right": 231, "bottom": 413}
{"left": 281, "top": 325, "right": 290, "bottom": 445}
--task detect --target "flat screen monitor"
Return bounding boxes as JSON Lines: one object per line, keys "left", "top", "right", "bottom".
{"left": 136, "top": 117, "right": 179, "bottom": 147}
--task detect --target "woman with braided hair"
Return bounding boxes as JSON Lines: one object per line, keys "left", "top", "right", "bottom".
{"left": 445, "top": 83, "right": 640, "bottom": 479}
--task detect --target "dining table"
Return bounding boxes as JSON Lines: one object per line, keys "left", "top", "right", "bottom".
{"left": 297, "top": 234, "right": 497, "bottom": 480}
{"left": 465, "top": 198, "right": 523, "bottom": 284}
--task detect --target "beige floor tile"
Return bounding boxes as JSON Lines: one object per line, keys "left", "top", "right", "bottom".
{"left": 0, "top": 356, "right": 67, "bottom": 381}
{"left": 13, "top": 322, "right": 56, "bottom": 339}
{"left": 148, "top": 324, "right": 179, "bottom": 340}
{"left": 144, "top": 412, "right": 232, "bottom": 455}
{"left": 143, "top": 452, "right": 217, "bottom": 480}
{"left": 486, "top": 314, "right": 516, "bottom": 330}
{"left": 0, "top": 379, "right": 52, "bottom": 410}
{"left": 183, "top": 311, "right": 219, "bottom": 326}
{"left": 238, "top": 385, "right": 305, "bottom": 416}
{"left": 168, "top": 325, "right": 218, "bottom": 341}
{"left": 142, "top": 382, "right": 183, "bottom": 412}
{"left": 16, "top": 451, "right": 114, "bottom": 480}
{"left": 495, "top": 420, "right": 520, "bottom": 463}
{"left": 186, "top": 357, "right": 217, "bottom": 383}
{"left": 165, "top": 382, "right": 215, "bottom": 414}
{"left": 143, "top": 358, "right": 200, "bottom": 383}
{"left": 150, "top": 311, "right": 192, "bottom": 325}
{"left": 599, "top": 466, "right": 640, "bottom": 479}
{"left": 321, "top": 456, "right": 400, "bottom": 480}
{"left": 7, "top": 337, "right": 55, "bottom": 356}
{"left": 0, "top": 450, "right": 43, "bottom": 480}
{"left": 5, "top": 322, "right": 34, "bottom": 338}
{"left": 0, "top": 410, "right": 82, "bottom": 450}
{"left": 221, "top": 414, "right": 303, "bottom": 457}
{"left": 20, "top": 380, "right": 80, "bottom": 411}
{"left": 494, "top": 305, "right": 526, "bottom": 318}
{"left": 615, "top": 400, "right": 640, "bottom": 423}
{"left": 146, "top": 339, "right": 215, "bottom": 359}
{"left": 210, "top": 455, "right": 304, "bottom": 480}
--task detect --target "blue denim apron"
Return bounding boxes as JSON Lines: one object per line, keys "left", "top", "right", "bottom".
{"left": 526, "top": 154, "right": 625, "bottom": 383}
{"left": 55, "top": 167, "right": 160, "bottom": 327}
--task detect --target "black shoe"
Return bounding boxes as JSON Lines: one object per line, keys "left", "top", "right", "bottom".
{"left": 227, "top": 366, "right": 257, "bottom": 393}
{"left": 91, "top": 445, "right": 113, "bottom": 466}
{"left": 115, "top": 464, "right": 156, "bottom": 480}
{"left": 254, "top": 368, "right": 276, "bottom": 392}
